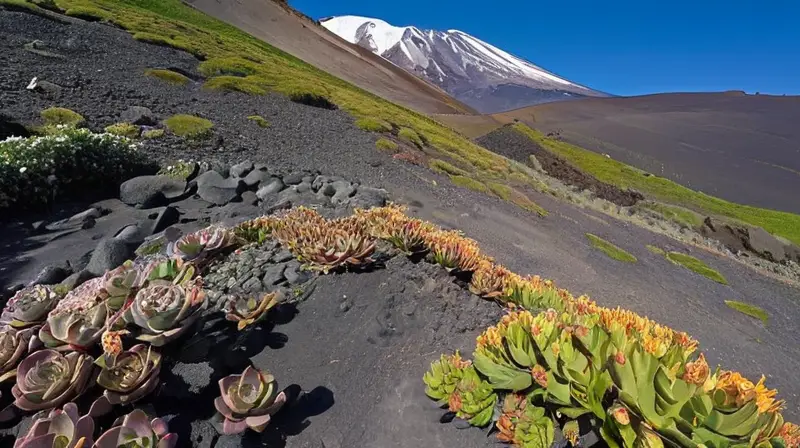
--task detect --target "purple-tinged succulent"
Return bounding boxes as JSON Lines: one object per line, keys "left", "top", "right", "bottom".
{"left": 1, "top": 285, "right": 61, "bottom": 329}
{"left": 167, "top": 225, "right": 235, "bottom": 263}
{"left": 214, "top": 366, "right": 287, "bottom": 434}
{"left": 96, "top": 343, "right": 161, "bottom": 406}
{"left": 0, "top": 326, "right": 39, "bottom": 383}
{"left": 39, "top": 278, "right": 108, "bottom": 351}
{"left": 124, "top": 277, "right": 206, "bottom": 346}
{"left": 12, "top": 349, "right": 94, "bottom": 412}
{"left": 224, "top": 292, "right": 281, "bottom": 330}
{"left": 102, "top": 261, "right": 144, "bottom": 312}
{"left": 94, "top": 409, "right": 177, "bottom": 448}
{"left": 13, "top": 402, "right": 94, "bottom": 448}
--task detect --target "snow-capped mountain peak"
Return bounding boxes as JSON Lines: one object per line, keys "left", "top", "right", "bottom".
{"left": 320, "top": 15, "right": 607, "bottom": 113}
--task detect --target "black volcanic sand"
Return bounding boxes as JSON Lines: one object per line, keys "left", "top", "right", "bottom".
{"left": 476, "top": 125, "right": 644, "bottom": 206}
{"left": 1, "top": 9, "right": 799, "bottom": 446}
{"left": 506, "top": 93, "right": 800, "bottom": 214}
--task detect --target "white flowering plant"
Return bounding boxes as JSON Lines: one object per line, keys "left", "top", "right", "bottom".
{"left": 0, "top": 127, "right": 156, "bottom": 209}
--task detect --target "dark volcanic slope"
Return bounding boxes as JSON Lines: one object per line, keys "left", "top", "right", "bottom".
{"left": 493, "top": 93, "right": 800, "bottom": 214}
{"left": 185, "top": 0, "right": 476, "bottom": 115}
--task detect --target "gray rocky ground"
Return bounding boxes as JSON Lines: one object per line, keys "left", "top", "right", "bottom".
{"left": 1, "top": 8, "right": 798, "bottom": 447}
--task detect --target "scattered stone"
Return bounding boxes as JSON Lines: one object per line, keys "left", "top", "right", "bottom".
{"left": 255, "top": 178, "right": 284, "bottom": 200}
{"left": 29, "top": 265, "right": 70, "bottom": 286}
{"left": 319, "top": 183, "right": 336, "bottom": 197}
{"left": 239, "top": 191, "right": 259, "bottom": 206}
{"left": 261, "top": 264, "right": 286, "bottom": 286}
{"left": 0, "top": 114, "right": 29, "bottom": 140}
{"left": 44, "top": 207, "right": 102, "bottom": 232}
{"left": 120, "top": 106, "right": 157, "bottom": 126}
{"left": 284, "top": 261, "right": 310, "bottom": 285}
{"left": 241, "top": 276, "right": 262, "bottom": 292}
{"left": 195, "top": 171, "right": 245, "bottom": 205}
{"left": 60, "top": 270, "right": 94, "bottom": 291}
{"left": 229, "top": 160, "right": 254, "bottom": 178}
{"left": 283, "top": 172, "right": 305, "bottom": 185}
{"left": 120, "top": 175, "right": 186, "bottom": 208}
{"left": 350, "top": 187, "right": 388, "bottom": 209}
{"left": 330, "top": 180, "right": 355, "bottom": 205}
{"left": 151, "top": 206, "right": 180, "bottom": 234}
{"left": 114, "top": 224, "right": 149, "bottom": 244}
{"left": 86, "top": 238, "right": 135, "bottom": 276}
{"left": 242, "top": 169, "right": 271, "bottom": 188}
{"left": 296, "top": 182, "right": 312, "bottom": 194}
{"left": 747, "top": 227, "right": 788, "bottom": 263}
{"left": 25, "top": 77, "right": 62, "bottom": 96}
{"left": 271, "top": 249, "right": 294, "bottom": 263}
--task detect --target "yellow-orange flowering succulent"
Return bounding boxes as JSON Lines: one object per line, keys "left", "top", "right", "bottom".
{"left": 715, "top": 371, "right": 783, "bottom": 413}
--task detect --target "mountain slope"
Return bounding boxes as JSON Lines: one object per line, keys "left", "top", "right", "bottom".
{"left": 493, "top": 92, "right": 800, "bottom": 214}
{"left": 320, "top": 15, "right": 608, "bottom": 113}
{"left": 186, "top": 0, "right": 475, "bottom": 114}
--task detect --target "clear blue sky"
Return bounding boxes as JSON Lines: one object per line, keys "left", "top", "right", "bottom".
{"left": 291, "top": 0, "right": 799, "bottom": 96}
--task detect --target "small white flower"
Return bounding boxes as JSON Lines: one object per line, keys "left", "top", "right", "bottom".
{"left": 19, "top": 167, "right": 27, "bottom": 174}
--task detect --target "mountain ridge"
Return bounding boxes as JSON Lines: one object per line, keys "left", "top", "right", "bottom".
{"left": 320, "top": 15, "right": 609, "bottom": 113}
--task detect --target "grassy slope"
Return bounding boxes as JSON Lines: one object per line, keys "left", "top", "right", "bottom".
{"left": 512, "top": 123, "right": 800, "bottom": 245}
{"left": 5, "top": 0, "right": 553, "bottom": 215}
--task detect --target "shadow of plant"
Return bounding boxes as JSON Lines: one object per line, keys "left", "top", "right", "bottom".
{"left": 243, "top": 385, "right": 335, "bottom": 448}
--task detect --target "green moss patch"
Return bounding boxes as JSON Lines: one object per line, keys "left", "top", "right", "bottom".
{"left": 586, "top": 234, "right": 638, "bottom": 263}
{"left": 142, "top": 129, "right": 165, "bottom": 139}
{"left": 247, "top": 115, "right": 270, "bottom": 128}
{"left": 398, "top": 127, "right": 423, "bottom": 148}
{"left": 163, "top": 114, "right": 213, "bottom": 139}
{"left": 375, "top": 138, "right": 398, "bottom": 151}
{"left": 487, "top": 182, "right": 547, "bottom": 216}
{"left": 666, "top": 252, "right": 728, "bottom": 284}
{"left": 144, "top": 69, "right": 190, "bottom": 85}
{"left": 646, "top": 245, "right": 666, "bottom": 256}
{"left": 355, "top": 118, "right": 391, "bottom": 132}
{"left": 40, "top": 107, "right": 84, "bottom": 127}
{"left": 198, "top": 57, "right": 261, "bottom": 77}
{"left": 450, "top": 175, "right": 489, "bottom": 194}
{"left": 725, "top": 300, "right": 769, "bottom": 325}
{"left": 429, "top": 159, "right": 468, "bottom": 176}
{"left": 639, "top": 202, "right": 704, "bottom": 228}
{"left": 286, "top": 86, "right": 336, "bottom": 109}
{"left": 64, "top": 5, "right": 111, "bottom": 21}
{"left": 204, "top": 76, "right": 269, "bottom": 95}
{"left": 104, "top": 122, "right": 140, "bottom": 138}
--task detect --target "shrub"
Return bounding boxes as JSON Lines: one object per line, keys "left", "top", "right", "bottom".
{"left": 586, "top": 233, "right": 638, "bottom": 262}
{"left": 198, "top": 57, "right": 261, "bottom": 77}
{"left": 355, "top": 118, "right": 391, "bottom": 133}
{"left": 666, "top": 251, "right": 728, "bottom": 284}
{"left": 0, "top": 128, "right": 154, "bottom": 210}
{"left": 376, "top": 138, "right": 398, "bottom": 151}
{"left": 64, "top": 6, "right": 112, "bottom": 21}
{"left": 450, "top": 175, "right": 489, "bottom": 194}
{"left": 144, "top": 69, "right": 190, "bottom": 85}
{"left": 40, "top": 107, "right": 84, "bottom": 127}
{"left": 104, "top": 122, "right": 140, "bottom": 138}
{"left": 429, "top": 159, "right": 468, "bottom": 176}
{"left": 286, "top": 87, "right": 336, "bottom": 109}
{"left": 247, "top": 115, "right": 270, "bottom": 128}
{"left": 398, "top": 127, "right": 423, "bottom": 148}
{"left": 163, "top": 114, "right": 213, "bottom": 139}
{"left": 142, "top": 129, "right": 165, "bottom": 139}
{"left": 204, "top": 76, "right": 268, "bottom": 95}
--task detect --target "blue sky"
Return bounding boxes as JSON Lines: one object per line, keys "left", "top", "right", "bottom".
{"left": 292, "top": 0, "right": 799, "bottom": 96}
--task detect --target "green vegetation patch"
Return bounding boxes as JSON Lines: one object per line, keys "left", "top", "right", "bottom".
{"left": 64, "top": 5, "right": 111, "bottom": 21}
{"left": 666, "top": 251, "right": 728, "bottom": 284}
{"left": 450, "top": 175, "right": 490, "bottom": 194}
{"left": 104, "top": 122, "right": 140, "bottom": 138}
{"left": 157, "top": 160, "right": 196, "bottom": 180}
{"left": 247, "top": 115, "right": 270, "bottom": 128}
{"left": 646, "top": 244, "right": 666, "bottom": 256}
{"left": 375, "top": 138, "right": 398, "bottom": 151}
{"left": 586, "top": 234, "right": 638, "bottom": 263}
{"left": 204, "top": 76, "right": 269, "bottom": 95}
{"left": 285, "top": 86, "right": 336, "bottom": 109}
{"left": 142, "top": 129, "right": 165, "bottom": 139}
{"left": 398, "top": 127, "right": 423, "bottom": 148}
{"left": 163, "top": 114, "right": 213, "bottom": 139}
{"left": 144, "top": 68, "right": 190, "bottom": 85}
{"left": 429, "top": 159, "right": 468, "bottom": 177}
{"left": 725, "top": 300, "right": 769, "bottom": 325}
{"left": 40, "top": 107, "right": 84, "bottom": 127}
{"left": 355, "top": 117, "right": 391, "bottom": 133}
{"left": 512, "top": 123, "right": 800, "bottom": 246}
{"left": 487, "top": 181, "right": 547, "bottom": 216}
{"left": 639, "top": 202, "right": 704, "bottom": 228}
{"left": 198, "top": 57, "right": 261, "bottom": 77}
{"left": 0, "top": 127, "right": 154, "bottom": 210}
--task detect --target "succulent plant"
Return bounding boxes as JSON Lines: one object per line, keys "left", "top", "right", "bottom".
{"left": 495, "top": 393, "right": 554, "bottom": 448}
{"left": 225, "top": 292, "right": 281, "bottom": 330}
{"left": 423, "top": 352, "right": 497, "bottom": 427}
{"left": 385, "top": 218, "right": 434, "bottom": 255}
{"left": 102, "top": 261, "right": 147, "bottom": 311}
{"left": 94, "top": 409, "right": 177, "bottom": 448}
{"left": 12, "top": 349, "right": 94, "bottom": 412}
{"left": 425, "top": 230, "right": 484, "bottom": 272}
{"left": 504, "top": 275, "right": 566, "bottom": 312}
{"left": 96, "top": 343, "right": 161, "bottom": 406}
{"left": 124, "top": 277, "right": 206, "bottom": 346}
{"left": 167, "top": 225, "right": 235, "bottom": 263}
{"left": 39, "top": 278, "right": 109, "bottom": 350}
{"left": 779, "top": 422, "right": 800, "bottom": 448}
{"left": 0, "top": 326, "right": 38, "bottom": 383}
{"left": 298, "top": 227, "right": 376, "bottom": 273}
{"left": 13, "top": 402, "right": 94, "bottom": 448}
{"left": 1, "top": 285, "right": 61, "bottom": 328}
{"left": 214, "top": 366, "right": 287, "bottom": 434}
{"left": 469, "top": 262, "right": 516, "bottom": 299}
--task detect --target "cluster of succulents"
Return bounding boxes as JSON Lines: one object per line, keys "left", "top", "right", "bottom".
{"left": 423, "top": 352, "right": 497, "bottom": 426}
{"left": 425, "top": 230, "right": 485, "bottom": 272}
{"left": 167, "top": 225, "right": 236, "bottom": 265}
{"left": 215, "top": 366, "right": 287, "bottom": 434}
{"left": 225, "top": 292, "right": 281, "bottom": 330}
{"left": 425, "top": 303, "right": 795, "bottom": 448}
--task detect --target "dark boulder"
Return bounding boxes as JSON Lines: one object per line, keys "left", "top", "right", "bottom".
{"left": 120, "top": 175, "right": 186, "bottom": 208}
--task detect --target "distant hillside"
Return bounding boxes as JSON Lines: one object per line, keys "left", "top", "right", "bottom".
{"left": 492, "top": 92, "right": 800, "bottom": 214}
{"left": 186, "top": 0, "right": 476, "bottom": 115}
